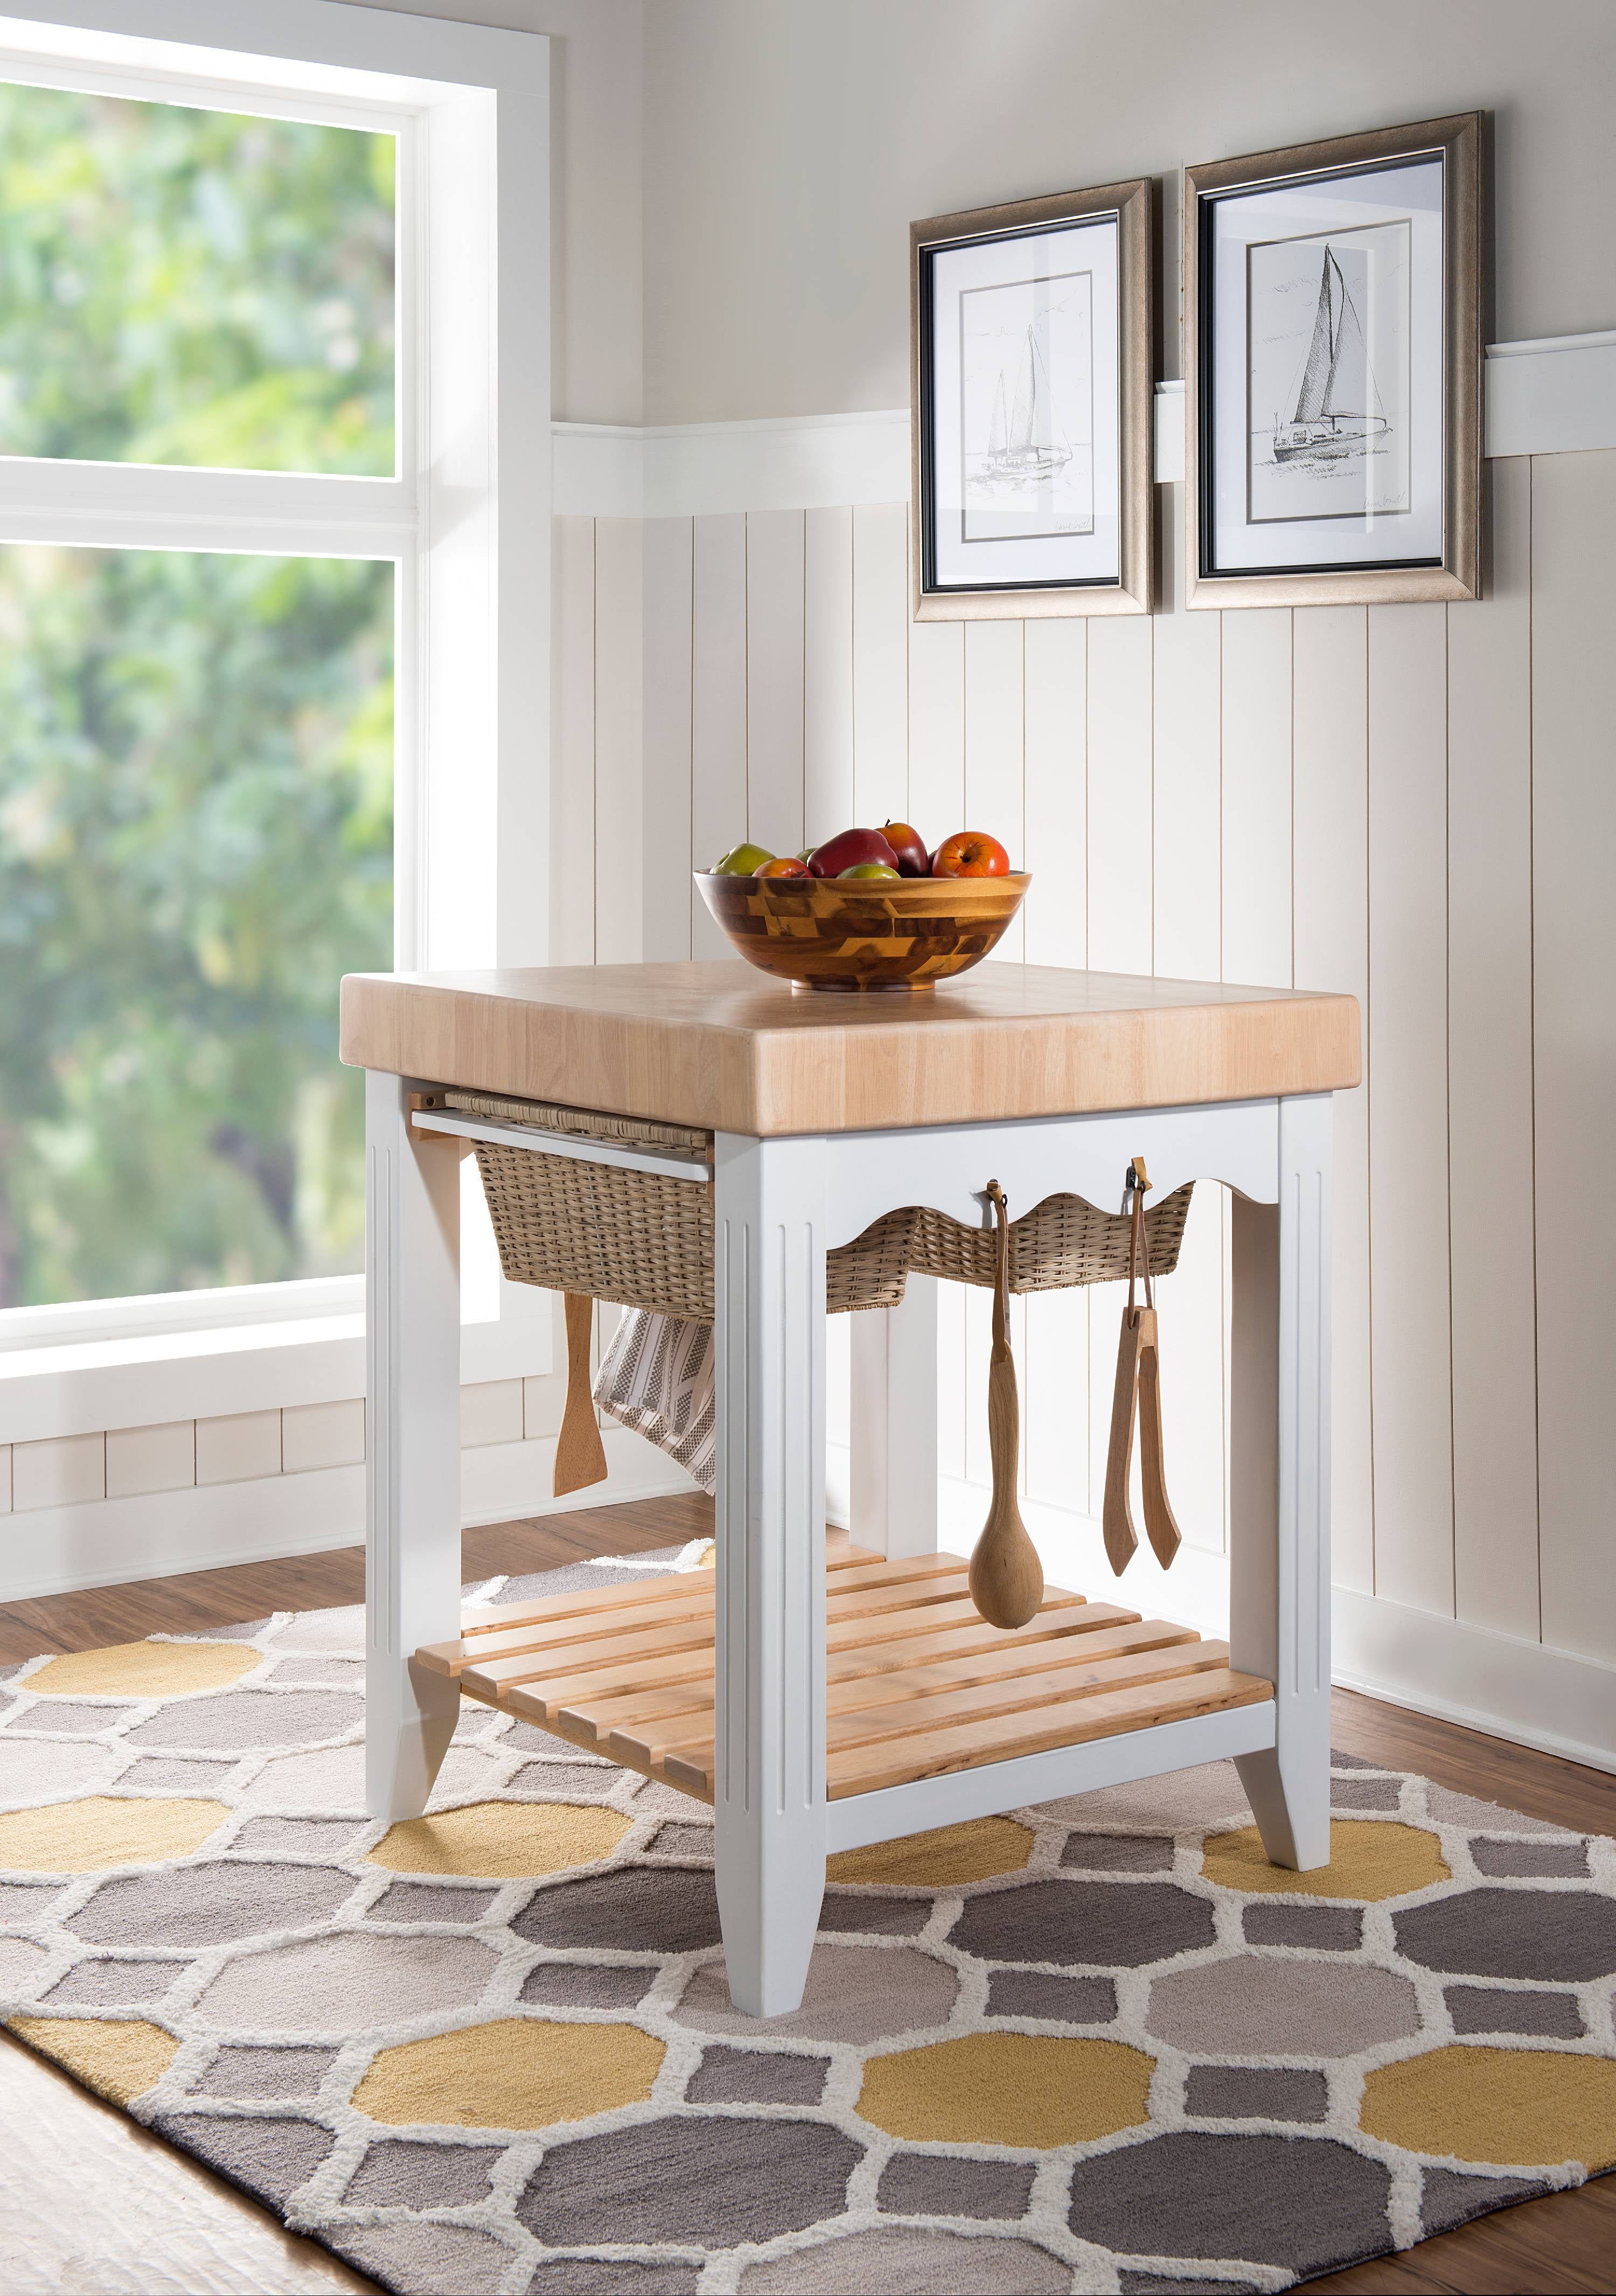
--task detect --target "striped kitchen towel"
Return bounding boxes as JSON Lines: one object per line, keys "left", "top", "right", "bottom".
{"left": 593, "top": 1309, "right": 716, "bottom": 1493}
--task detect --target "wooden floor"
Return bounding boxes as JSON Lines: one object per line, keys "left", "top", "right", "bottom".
{"left": 2, "top": 1489, "right": 1612, "bottom": 2295}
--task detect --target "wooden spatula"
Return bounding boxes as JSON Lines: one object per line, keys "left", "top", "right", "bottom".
{"left": 553, "top": 1290, "right": 609, "bottom": 1497}
{"left": 968, "top": 1180, "right": 1044, "bottom": 1630}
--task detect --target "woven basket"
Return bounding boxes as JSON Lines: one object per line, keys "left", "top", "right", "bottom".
{"left": 444, "top": 1089, "right": 1190, "bottom": 1324}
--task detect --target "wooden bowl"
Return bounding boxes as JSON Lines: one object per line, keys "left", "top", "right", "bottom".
{"left": 694, "top": 870, "right": 1030, "bottom": 991}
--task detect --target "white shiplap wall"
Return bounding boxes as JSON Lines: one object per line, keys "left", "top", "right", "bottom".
{"left": 552, "top": 448, "right": 1616, "bottom": 1762}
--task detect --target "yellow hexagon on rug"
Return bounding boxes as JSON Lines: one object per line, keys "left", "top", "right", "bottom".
{"left": 367, "top": 1800, "right": 630, "bottom": 1879}
{"left": 10, "top": 2016, "right": 179, "bottom": 2106}
{"left": 1362, "top": 2045, "right": 1616, "bottom": 2171}
{"left": 827, "top": 1818, "right": 1035, "bottom": 1889}
{"left": 856, "top": 2032, "right": 1154, "bottom": 2148}
{"left": 24, "top": 1642, "right": 260, "bottom": 1699}
{"left": 1202, "top": 1820, "right": 1448, "bottom": 1902}
{"left": 0, "top": 1796, "right": 229, "bottom": 1874}
{"left": 353, "top": 2015, "right": 665, "bottom": 2129}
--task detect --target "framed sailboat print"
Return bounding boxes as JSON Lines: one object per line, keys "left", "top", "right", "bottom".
{"left": 910, "top": 177, "right": 1153, "bottom": 619}
{"left": 1185, "top": 112, "right": 1483, "bottom": 606}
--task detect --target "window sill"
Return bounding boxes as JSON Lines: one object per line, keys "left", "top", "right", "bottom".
{"left": 0, "top": 1313, "right": 368, "bottom": 1447}
{"left": 0, "top": 1301, "right": 555, "bottom": 1448}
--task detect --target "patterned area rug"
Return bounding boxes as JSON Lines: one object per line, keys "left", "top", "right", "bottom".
{"left": 2, "top": 1550, "right": 1614, "bottom": 2296}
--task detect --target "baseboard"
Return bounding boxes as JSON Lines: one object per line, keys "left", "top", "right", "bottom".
{"left": 459, "top": 1425, "right": 699, "bottom": 1527}
{"left": 0, "top": 1429, "right": 698, "bottom": 1603}
{"left": 1332, "top": 1586, "right": 1616, "bottom": 1778}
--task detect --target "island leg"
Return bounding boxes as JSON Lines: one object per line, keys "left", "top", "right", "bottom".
{"left": 851, "top": 1275, "right": 940, "bottom": 1560}
{"left": 712, "top": 1131, "right": 828, "bottom": 2016}
{"left": 365, "top": 1071, "right": 464, "bottom": 1821}
{"left": 1230, "top": 1093, "right": 1334, "bottom": 1871}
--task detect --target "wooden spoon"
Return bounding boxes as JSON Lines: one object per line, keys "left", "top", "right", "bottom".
{"left": 968, "top": 1181, "right": 1044, "bottom": 1630}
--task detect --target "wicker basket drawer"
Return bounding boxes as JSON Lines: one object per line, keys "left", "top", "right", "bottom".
{"left": 445, "top": 1090, "right": 1190, "bottom": 1324}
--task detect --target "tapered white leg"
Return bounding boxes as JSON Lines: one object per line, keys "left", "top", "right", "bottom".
{"left": 712, "top": 1131, "right": 828, "bottom": 2016}
{"left": 1230, "top": 1094, "right": 1333, "bottom": 1871}
{"left": 365, "top": 1071, "right": 463, "bottom": 1821}
{"left": 850, "top": 1275, "right": 939, "bottom": 1560}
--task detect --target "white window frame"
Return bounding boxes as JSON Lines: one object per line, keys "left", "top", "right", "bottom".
{"left": 0, "top": 0, "right": 552, "bottom": 1426}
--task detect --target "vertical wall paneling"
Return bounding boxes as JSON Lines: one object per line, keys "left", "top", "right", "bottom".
{"left": 1152, "top": 545, "right": 1221, "bottom": 979}
{"left": 1221, "top": 608, "right": 1293, "bottom": 989}
{"left": 1293, "top": 604, "right": 1374, "bottom": 1595}
{"left": 1446, "top": 460, "right": 1541, "bottom": 1637}
{"left": 851, "top": 502, "right": 910, "bottom": 826}
{"left": 550, "top": 515, "right": 596, "bottom": 965}
{"left": 1150, "top": 505, "right": 1226, "bottom": 1553}
{"left": 914, "top": 591, "right": 967, "bottom": 1487}
{"left": 960, "top": 618, "right": 1025, "bottom": 1485}
{"left": 548, "top": 423, "right": 1616, "bottom": 1733}
{"left": 689, "top": 513, "right": 748, "bottom": 953}
{"left": 1023, "top": 621, "right": 1086, "bottom": 965}
{"left": 1531, "top": 449, "right": 1616, "bottom": 1664}
{"left": 908, "top": 618, "right": 965, "bottom": 848}
{"left": 641, "top": 518, "right": 694, "bottom": 961}
{"left": 803, "top": 507, "right": 855, "bottom": 847}
{"left": 1084, "top": 616, "right": 1153, "bottom": 1517}
{"left": 963, "top": 620, "right": 1025, "bottom": 952}
{"left": 744, "top": 508, "right": 806, "bottom": 859}
{"left": 1367, "top": 601, "right": 1454, "bottom": 1617}
{"left": 593, "top": 519, "right": 644, "bottom": 965}
{"left": 1085, "top": 618, "right": 1153, "bottom": 974}
{"left": 1022, "top": 620, "right": 1088, "bottom": 1516}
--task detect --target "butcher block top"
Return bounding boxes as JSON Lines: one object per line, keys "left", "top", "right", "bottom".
{"left": 340, "top": 961, "right": 1360, "bottom": 1138}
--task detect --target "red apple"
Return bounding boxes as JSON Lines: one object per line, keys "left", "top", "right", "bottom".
{"left": 755, "top": 854, "right": 810, "bottom": 878}
{"left": 930, "top": 829, "right": 1011, "bottom": 878}
{"left": 881, "top": 820, "right": 930, "bottom": 877}
{"left": 807, "top": 826, "right": 901, "bottom": 877}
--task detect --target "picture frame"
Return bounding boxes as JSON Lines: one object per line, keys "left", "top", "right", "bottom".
{"left": 910, "top": 177, "right": 1154, "bottom": 619}
{"left": 1184, "top": 111, "right": 1483, "bottom": 608}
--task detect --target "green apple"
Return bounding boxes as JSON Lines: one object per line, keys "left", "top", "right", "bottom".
{"left": 839, "top": 861, "right": 901, "bottom": 880}
{"left": 713, "top": 842, "right": 774, "bottom": 875}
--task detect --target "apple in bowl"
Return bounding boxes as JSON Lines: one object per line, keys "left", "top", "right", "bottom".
{"left": 880, "top": 820, "right": 930, "bottom": 876}
{"left": 931, "top": 829, "right": 1011, "bottom": 878}
{"left": 806, "top": 827, "right": 901, "bottom": 877}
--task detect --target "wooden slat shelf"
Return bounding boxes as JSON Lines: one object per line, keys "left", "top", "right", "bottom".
{"left": 419, "top": 1543, "right": 1272, "bottom": 1806}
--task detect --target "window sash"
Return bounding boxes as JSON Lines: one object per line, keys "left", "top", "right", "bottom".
{"left": 0, "top": 0, "right": 552, "bottom": 1386}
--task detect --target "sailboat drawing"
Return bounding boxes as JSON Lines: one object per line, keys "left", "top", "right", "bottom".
{"left": 983, "top": 324, "right": 1072, "bottom": 483}
{"left": 1272, "top": 245, "right": 1388, "bottom": 464}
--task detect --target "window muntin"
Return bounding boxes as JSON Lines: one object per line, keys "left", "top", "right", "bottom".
{"left": 0, "top": 543, "right": 393, "bottom": 1308}
{"left": 0, "top": 81, "right": 395, "bottom": 474}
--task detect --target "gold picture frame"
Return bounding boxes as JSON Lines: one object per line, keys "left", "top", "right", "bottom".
{"left": 1185, "top": 111, "right": 1483, "bottom": 607}
{"left": 910, "top": 177, "right": 1154, "bottom": 620}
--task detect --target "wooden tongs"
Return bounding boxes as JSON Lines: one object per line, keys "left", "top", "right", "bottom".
{"left": 1102, "top": 1158, "right": 1182, "bottom": 1576}
{"left": 967, "top": 1180, "right": 1045, "bottom": 1630}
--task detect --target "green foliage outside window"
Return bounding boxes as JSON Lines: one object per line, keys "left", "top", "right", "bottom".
{"left": 0, "top": 548, "right": 393, "bottom": 1308}
{"left": 0, "top": 87, "right": 396, "bottom": 1309}
{"left": 0, "top": 82, "right": 395, "bottom": 471}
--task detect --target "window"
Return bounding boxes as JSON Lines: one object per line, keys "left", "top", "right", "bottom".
{"left": 0, "top": 81, "right": 394, "bottom": 1313}
{"left": 0, "top": 83, "right": 395, "bottom": 473}
{"left": 0, "top": 543, "right": 393, "bottom": 1307}
{"left": 0, "top": 3, "right": 549, "bottom": 1393}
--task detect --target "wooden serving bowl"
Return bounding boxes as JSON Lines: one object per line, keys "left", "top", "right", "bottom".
{"left": 694, "top": 870, "right": 1030, "bottom": 991}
